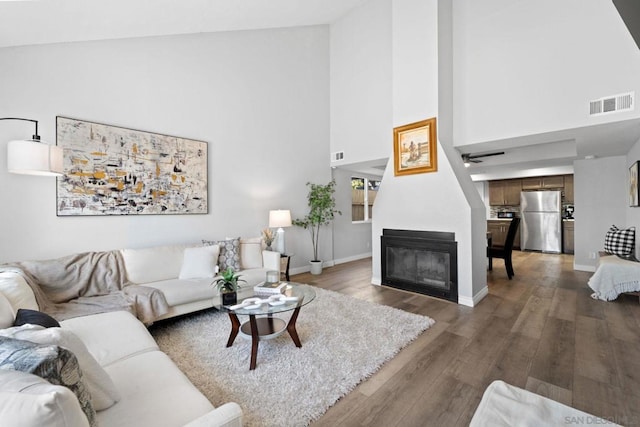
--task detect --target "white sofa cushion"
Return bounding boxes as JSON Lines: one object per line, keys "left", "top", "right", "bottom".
{"left": 0, "top": 324, "right": 120, "bottom": 411}
{"left": 143, "top": 278, "right": 216, "bottom": 306}
{"left": 240, "top": 237, "right": 263, "bottom": 270}
{"left": 0, "top": 292, "right": 15, "bottom": 328}
{"left": 239, "top": 268, "right": 271, "bottom": 287}
{"left": 121, "top": 244, "right": 192, "bottom": 284}
{"left": 179, "top": 245, "right": 220, "bottom": 279}
{"left": 0, "top": 271, "right": 39, "bottom": 312}
{"left": 0, "top": 370, "right": 90, "bottom": 427}
{"left": 99, "top": 351, "right": 214, "bottom": 427}
{"left": 60, "top": 311, "right": 158, "bottom": 368}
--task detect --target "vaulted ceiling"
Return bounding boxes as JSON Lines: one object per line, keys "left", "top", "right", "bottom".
{"left": 0, "top": 0, "right": 366, "bottom": 48}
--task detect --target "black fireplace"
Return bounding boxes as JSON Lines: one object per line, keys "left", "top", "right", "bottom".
{"left": 381, "top": 229, "right": 458, "bottom": 303}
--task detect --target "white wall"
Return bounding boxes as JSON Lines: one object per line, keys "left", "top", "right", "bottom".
{"left": 329, "top": 0, "right": 392, "bottom": 166}
{"left": 0, "top": 27, "right": 331, "bottom": 267}
{"left": 574, "top": 156, "right": 627, "bottom": 270}
{"left": 453, "top": 0, "right": 640, "bottom": 146}
{"left": 331, "top": 168, "right": 379, "bottom": 264}
{"left": 626, "top": 136, "right": 640, "bottom": 259}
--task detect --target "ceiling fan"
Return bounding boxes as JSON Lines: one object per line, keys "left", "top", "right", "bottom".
{"left": 461, "top": 151, "right": 505, "bottom": 167}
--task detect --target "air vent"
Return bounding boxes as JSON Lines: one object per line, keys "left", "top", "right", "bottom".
{"left": 331, "top": 151, "right": 344, "bottom": 162}
{"left": 589, "top": 92, "right": 634, "bottom": 116}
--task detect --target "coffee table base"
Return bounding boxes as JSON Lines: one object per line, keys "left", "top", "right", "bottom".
{"left": 226, "top": 306, "right": 304, "bottom": 370}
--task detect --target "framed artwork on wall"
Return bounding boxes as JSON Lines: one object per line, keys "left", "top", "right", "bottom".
{"left": 56, "top": 116, "right": 208, "bottom": 216}
{"left": 630, "top": 161, "right": 639, "bottom": 207}
{"left": 393, "top": 117, "right": 437, "bottom": 176}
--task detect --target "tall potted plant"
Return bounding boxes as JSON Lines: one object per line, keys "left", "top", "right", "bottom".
{"left": 293, "top": 180, "right": 341, "bottom": 275}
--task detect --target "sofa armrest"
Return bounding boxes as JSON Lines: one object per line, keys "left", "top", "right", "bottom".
{"left": 183, "top": 402, "right": 243, "bottom": 427}
{"left": 262, "top": 250, "right": 281, "bottom": 272}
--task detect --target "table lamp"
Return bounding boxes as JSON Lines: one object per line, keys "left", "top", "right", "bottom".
{"left": 269, "top": 209, "right": 292, "bottom": 254}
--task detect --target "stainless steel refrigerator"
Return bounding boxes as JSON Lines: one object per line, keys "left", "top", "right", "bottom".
{"left": 520, "top": 190, "right": 562, "bottom": 253}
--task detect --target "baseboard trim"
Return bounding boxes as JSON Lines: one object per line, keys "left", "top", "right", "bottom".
{"left": 333, "top": 253, "right": 371, "bottom": 265}
{"left": 460, "top": 286, "right": 489, "bottom": 307}
{"left": 289, "top": 254, "right": 371, "bottom": 276}
{"left": 574, "top": 263, "right": 596, "bottom": 272}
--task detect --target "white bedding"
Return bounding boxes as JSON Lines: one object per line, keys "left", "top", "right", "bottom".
{"left": 588, "top": 255, "right": 640, "bottom": 301}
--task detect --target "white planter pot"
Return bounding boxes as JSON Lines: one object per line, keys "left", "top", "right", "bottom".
{"left": 309, "top": 260, "right": 323, "bottom": 275}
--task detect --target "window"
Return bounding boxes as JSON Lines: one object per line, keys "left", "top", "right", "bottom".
{"left": 351, "top": 177, "right": 380, "bottom": 222}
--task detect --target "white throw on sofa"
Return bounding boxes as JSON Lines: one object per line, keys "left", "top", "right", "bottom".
{"left": 0, "top": 237, "right": 280, "bottom": 426}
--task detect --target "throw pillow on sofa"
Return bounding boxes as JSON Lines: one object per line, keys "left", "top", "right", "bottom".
{"left": 240, "top": 237, "right": 264, "bottom": 270}
{"left": 13, "top": 308, "right": 61, "bottom": 328}
{"left": 203, "top": 237, "right": 241, "bottom": 271}
{"left": 0, "top": 336, "right": 96, "bottom": 426}
{"left": 0, "top": 324, "right": 121, "bottom": 411}
{"left": 0, "top": 369, "right": 90, "bottom": 427}
{"left": 179, "top": 245, "right": 221, "bottom": 279}
{"left": 604, "top": 225, "right": 635, "bottom": 257}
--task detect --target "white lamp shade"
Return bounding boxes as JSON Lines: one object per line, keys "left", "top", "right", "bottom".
{"left": 269, "top": 210, "right": 292, "bottom": 228}
{"left": 7, "top": 140, "right": 64, "bottom": 176}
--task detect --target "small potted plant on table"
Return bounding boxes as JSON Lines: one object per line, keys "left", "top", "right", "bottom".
{"left": 212, "top": 268, "right": 246, "bottom": 305}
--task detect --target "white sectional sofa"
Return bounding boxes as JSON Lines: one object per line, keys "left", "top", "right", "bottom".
{"left": 0, "top": 238, "right": 281, "bottom": 426}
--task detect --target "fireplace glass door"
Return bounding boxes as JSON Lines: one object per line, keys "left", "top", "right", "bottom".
{"left": 386, "top": 247, "right": 450, "bottom": 291}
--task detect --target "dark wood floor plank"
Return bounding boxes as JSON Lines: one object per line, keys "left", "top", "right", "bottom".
{"left": 529, "top": 317, "right": 575, "bottom": 390}
{"left": 482, "top": 332, "right": 538, "bottom": 390}
{"left": 549, "top": 287, "right": 577, "bottom": 321}
{"left": 574, "top": 315, "right": 620, "bottom": 386}
{"left": 510, "top": 293, "right": 552, "bottom": 339}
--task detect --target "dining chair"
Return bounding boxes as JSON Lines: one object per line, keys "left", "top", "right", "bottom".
{"left": 487, "top": 217, "right": 520, "bottom": 280}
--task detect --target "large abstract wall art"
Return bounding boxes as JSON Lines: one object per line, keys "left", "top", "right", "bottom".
{"left": 56, "top": 117, "right": 208, "bottom": 216}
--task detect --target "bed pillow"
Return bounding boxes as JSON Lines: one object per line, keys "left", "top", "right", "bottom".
{"left": 203, "top": 237, "right": 241, "bottom": 271}
{"left": 0, "top": 336, "right": 96, "bottom": 426}
{"left": 0, "top": 369, "right": 90, "bottom": 427}
{"left": 0, "top": 324, "right": 120, "bottom": 411}
{"left": 604, "top": 225, "right": 635, "bottom": 257}
{"left": 13, "top": 309, "right": 60, "bottom": 328}
{"left": 179, "top": 245, "right": 220, "bottom": 279}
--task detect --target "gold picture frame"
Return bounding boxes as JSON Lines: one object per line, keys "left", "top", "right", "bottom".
{"left": 393, "top": 117, "right": 437, "bottom": 176}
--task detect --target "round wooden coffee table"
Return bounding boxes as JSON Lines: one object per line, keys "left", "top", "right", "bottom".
{"left": 215, "top": 283, "right": 316, "bottom": 370}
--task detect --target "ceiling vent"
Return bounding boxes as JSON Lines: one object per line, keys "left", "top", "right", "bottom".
{"left": 589, "top": 92, "right": 634, "bottom": 116}
{"left": 331, "top": 151, "right": 344, "bottom": 162}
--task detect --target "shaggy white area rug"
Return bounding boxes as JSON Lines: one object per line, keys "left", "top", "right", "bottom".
{"left": 151, "top": 287, "right": 435, "bottom": 427}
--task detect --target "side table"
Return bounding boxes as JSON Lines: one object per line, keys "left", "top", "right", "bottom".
{"left": 280, "top": 253, "right": 293, "bottom": 281}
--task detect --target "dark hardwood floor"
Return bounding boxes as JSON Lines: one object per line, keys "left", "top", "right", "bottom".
{"left": 293, "top": 251, "right": 640, "bottom": 427}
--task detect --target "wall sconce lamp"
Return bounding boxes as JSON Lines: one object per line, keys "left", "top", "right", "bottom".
{"left": 1, "top": 117, "right": 63, "bottom": 176}
{"left": 269, "top": 209, "right": 292, "bottom": 255}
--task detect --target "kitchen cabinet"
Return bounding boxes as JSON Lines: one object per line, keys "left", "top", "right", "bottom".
{"left": 521, "top": 175, "right": 564, "bottom": 190}
{"left": 563, "top": 220, "right": 574, "bottom": 254}
{"left": 563, "top": 175, "right": 574, "bottom": 203}
{"left": 489, "top": 179, "right": 522, "bottom": 206}
{"left": 487, "top": 220, "right": 521, "bottom": 249}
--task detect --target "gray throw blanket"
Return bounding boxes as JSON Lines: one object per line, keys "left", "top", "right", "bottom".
{"left": 1, "top": 251, "right": 169, "bottom": 324}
